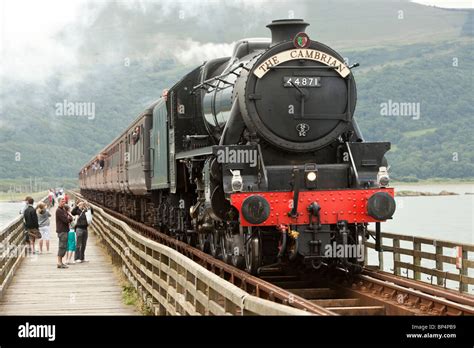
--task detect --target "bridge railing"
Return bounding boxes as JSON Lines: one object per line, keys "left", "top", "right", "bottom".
{"left": 0, "top": 196, "right": 48, "bottom": 298}
{"left": 366, "top": 231, "right": 474, "bottom": 293}
{"left": 0, "top": 215, "right": 26, "bottom": 298}
{"left": 88, "top": 202, "right": 311, "bottom": 315}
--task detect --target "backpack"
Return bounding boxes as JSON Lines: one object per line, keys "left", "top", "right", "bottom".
{"left": 71, "top": 215, "right": 78, "bottom": 228}
{"left": 85, "top": 209, "right": 93, "bottom": 225}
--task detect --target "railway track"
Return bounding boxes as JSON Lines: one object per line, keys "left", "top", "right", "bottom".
{"left": 72, "top": 192, "right": 474, "bottom": 316}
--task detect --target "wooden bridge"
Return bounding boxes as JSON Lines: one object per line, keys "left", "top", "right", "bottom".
{"left": 0, "top": 205, "right": 137, "bottom": 315}
{"left": 0, "top": 195, "right": 310, "bottom": 316}
{"left": 0, "top": 193, "right": 472, "bottom": 316}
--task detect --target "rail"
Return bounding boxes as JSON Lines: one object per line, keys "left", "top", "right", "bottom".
{"left": 366, "top": 231, "right": 474, "bottom": 294}
{"left": 89, "top": 202, "right": 311, "bottom": 315}
{"left": 0, "top": 216, "right": 26, "bottom": 298}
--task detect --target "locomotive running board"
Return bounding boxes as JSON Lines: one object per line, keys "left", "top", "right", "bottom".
{"left": 175, "top": 146, "right": 214, "bottom": 159}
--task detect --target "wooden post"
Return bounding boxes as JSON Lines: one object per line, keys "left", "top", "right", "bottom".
{"left": 460, "top": 248, "right": 468, "bottom": 293}
{"left": 364, "top": 241, "right": 368, "bottom": 267}
{"left": 376, "top": 222, "right": 383, "bottom": 271}
{"left": 435, "top": 243, "right": 444, "bottom": 286}
{"left": 393, "top": 238, "right": 401, "bottom": 276}
{"left": 414, "top": 240, "right": 421, "bottom": 281}
{"left": 378, "top": 248, "right": 384, "bottom": 272}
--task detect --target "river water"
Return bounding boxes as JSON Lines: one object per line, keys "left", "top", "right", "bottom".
{"left": 1, "top": 184, "right": 472, "bottom": 291}
{"left": 0, "top": 202, "right": 23, "bottom": 230}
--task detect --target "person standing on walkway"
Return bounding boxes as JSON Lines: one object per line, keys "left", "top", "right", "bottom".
{"left": 56, "top": 198, "right": 72, "bottom": 268}
{"left": 23, "top": 196, "right": 40, "bottom": 254}
{"left": 71, "top": 201, "right": 92, "bottom": 263}
{"left": 47, "top": 189, "right": 55, "bottom": 208}
{"left": 66, "top": 227, "right": 76, "bottom": 264}
{"left": 36, "top": 202, "right": 51, "bottom": 254}
{"left": 19, "top": 198, "right": 29, "bottom": 247}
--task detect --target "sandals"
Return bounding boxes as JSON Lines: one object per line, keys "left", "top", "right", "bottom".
{"left": 57, "top": 264, "right": 68, "bottom": 269}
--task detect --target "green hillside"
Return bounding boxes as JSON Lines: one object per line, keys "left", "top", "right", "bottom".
{"left": 346, "top": 38, "right": 473, "bottom": 179}
{"left": 0, "top": 0, "right": 472, "bottom": 182}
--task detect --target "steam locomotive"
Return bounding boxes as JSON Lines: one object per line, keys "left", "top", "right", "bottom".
{"left": 79, "top": 19, "right": 396, "bottom": 274}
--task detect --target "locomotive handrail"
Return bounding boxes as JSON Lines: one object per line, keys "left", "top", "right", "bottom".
{"left": 191, "top": 63, "right": 245, "bottom": 94}
{"left": 365, "top": 230, "right": 474, "bottom": 294}
{"left": 269, "top": 65, "right": 338, "bottom": 70}
{"left": 79, "top": 194, "right": 311, "bottom": 315}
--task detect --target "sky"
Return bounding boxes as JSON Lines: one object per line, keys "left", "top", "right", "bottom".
{"left": 0, "top": 0, "right": 472, "bottom": 83}
{"left": 0, "top": 0, "right": 89, "bottom": 81}
{"left": 411, "top": 0, "right": 473, "bottom": 9}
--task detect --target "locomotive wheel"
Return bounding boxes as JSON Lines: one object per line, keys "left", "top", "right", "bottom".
{"left": 198, "top": 233, "right": 211, "bottom": 253}
{"left": 209, "top": 231, "right": 221, "bottom": 259}
{"left": 245, "top": 234, "right": 262, "bottom": 275}
{"left": 186, "top": 231, "right": 197, "bottom": 247}
{"left": 186, "top": 234, "right": 197, "bottom": 247}
{"left": 220, "top": 234, "right": 232, "bottom": 264}
{"left": 232, "top": 254, "right": 245, "bottom": 269}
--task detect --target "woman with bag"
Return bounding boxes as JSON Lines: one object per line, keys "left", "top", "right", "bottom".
{"left": 71, "top": 201, "right": 93, "bottom": 263}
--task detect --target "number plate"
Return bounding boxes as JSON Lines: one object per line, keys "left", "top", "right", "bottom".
{"left": 283, "top": 76, "right": 321, "bottom": 88}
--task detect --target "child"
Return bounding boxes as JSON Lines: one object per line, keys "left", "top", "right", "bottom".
{"left": 64, "top": 204, "right": 76, "bottom": 264}
{"left": 66, "top": 228, "right": 76, "bottom": 264}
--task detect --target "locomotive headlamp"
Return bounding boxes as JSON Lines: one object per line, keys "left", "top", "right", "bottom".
{"left": 367, "top": 192, "right": 396, "bottom": 221}
{"left": 307, "top": 171, "right": 317, "bottom": 181}
{"left": 230, "top": 170, "right": 243, "bottom": 192}
{"left": 241, "top": 195, "right": 270, "bottom": 224}
{"left": 377, "top": 166, "right": 390, "bottom": 188}
{"left": 304, "top": 163, "right": 318, "bottom": 189}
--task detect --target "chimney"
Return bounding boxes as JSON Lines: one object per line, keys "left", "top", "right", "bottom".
{"left": 266, "top": 19, "right": 309, "bottom": 46}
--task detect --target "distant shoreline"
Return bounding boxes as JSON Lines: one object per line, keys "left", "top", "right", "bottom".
{"left": 392, "top": 179, "right": 474, "bottom": 185}
{"left": 0, "top": 191, "right": 48, "bottom": 203}
{"left": 395, "top": 190, "right": 464, "bottom": 197}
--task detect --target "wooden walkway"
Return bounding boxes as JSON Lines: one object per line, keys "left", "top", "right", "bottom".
{"left": 0, "top": 206, "right": 137, "bottom": 315}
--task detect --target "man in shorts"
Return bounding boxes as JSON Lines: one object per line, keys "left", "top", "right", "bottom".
{"left": 55, "top": 197, "right": 72, "bottom": 269}
{"left": 23, "top": 196, "right": 39, "bottom": 254}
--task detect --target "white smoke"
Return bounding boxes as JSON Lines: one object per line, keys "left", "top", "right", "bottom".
{"left": 0, "top": 0, "right": 292, "bottom": 83}
{"left": 173, "top": 40, "right": 236, "bottom": 65}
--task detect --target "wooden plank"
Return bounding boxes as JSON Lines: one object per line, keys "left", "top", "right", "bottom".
{"left": 270, "top": 280, "right": 315, "bottom": 289}
{"left": 311, "top": 298, "right": 360, "bottom": 307}
{"left": 460, "top": 249, "right": 468, "bottom": 293}
{"left": 386, "top": 232, "right": 474, "bottom": 251}
{"left": 393, "top": 239, "right": 401, "bottom": 276}
{"left": 0, "top": 206, "right": 137, "bottom": 316}
{"left": 326, "top": 305, "right": 385, "bottom": 316}
{"left": 367, "top": 232, "right": 474, "bottom": 252}
{"left": 286, "top": 288, "right": 336, "bottom": 299}
{"left": 436, "top": 244, "right": 444, "bottom": 286}
{"left": 368, "top": 243, "right": 473, "bottom": 269}
{"left": 395, "top": 261, "right": 474, "bottom": 285}
{"left": 413, "top": 241, "right": 421, "bottom": 281}
{"left": 378, "top": 232, "right": 414, "bottom": 242}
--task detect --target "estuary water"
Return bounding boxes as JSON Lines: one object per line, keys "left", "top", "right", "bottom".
{"left": 1, "top": 184, "right": 472, "bottom": 292}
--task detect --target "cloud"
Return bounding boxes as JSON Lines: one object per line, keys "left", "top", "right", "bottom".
{"left": 411, "top": 0, "right": 473, "bottom": 9}
{"left": 0, "top": 0, "right": 99, "bottom": 82}
{"left": 0, "top": 0, "right": 301, "bottom": 84}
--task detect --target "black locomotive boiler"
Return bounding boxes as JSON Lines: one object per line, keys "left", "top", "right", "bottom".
{"left": 79, "top": 19, "right": 396, "bottom": 274}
